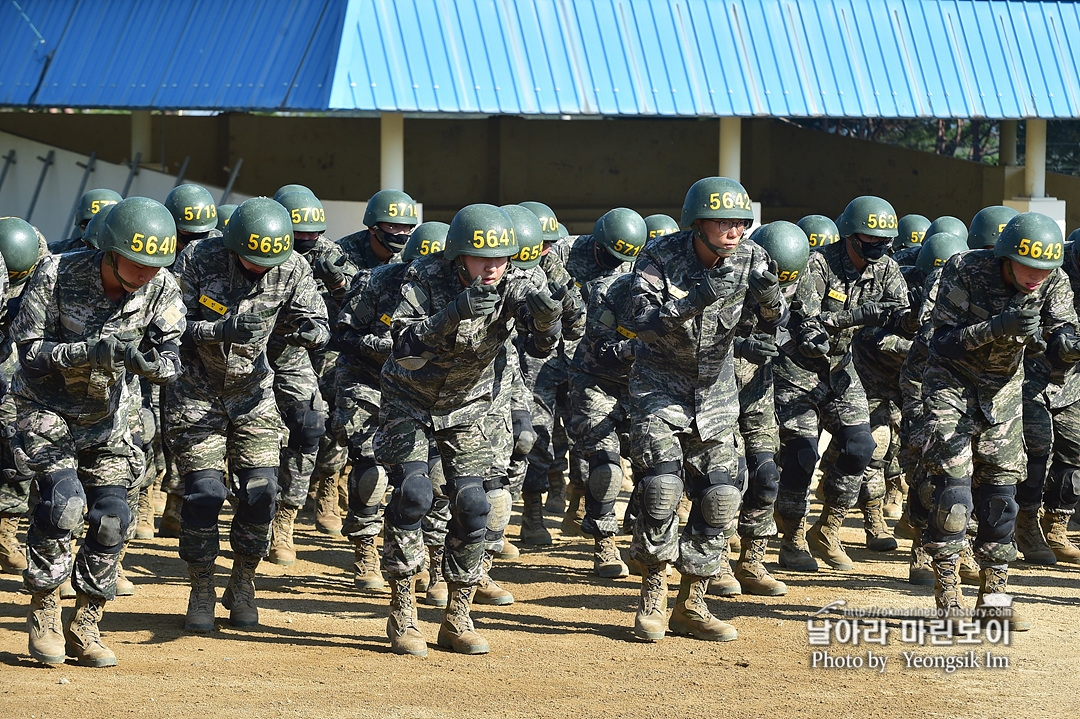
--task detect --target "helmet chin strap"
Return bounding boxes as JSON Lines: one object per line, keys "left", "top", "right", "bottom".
{"left": 455, "top": 257, "right": 474, "bottom": 286}
{"left": 1003, "top": 259, "right": 1034, "bottom": 294}
{"left": 105, "top": 252, "right": 139, "bottom": 292}
{"left": 693, "top": 224, "right": 732, "bottom": 259}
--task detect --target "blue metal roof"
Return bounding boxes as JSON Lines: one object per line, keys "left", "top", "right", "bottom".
{"left": 1, "top": 0, "right": 1078, "bottom": 117}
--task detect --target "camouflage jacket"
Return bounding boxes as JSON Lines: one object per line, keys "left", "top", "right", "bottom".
{"left": 337, "top": 262, "right": 410, "bottom": 388}
{"left": 630, "top": 231, "right": 785, "bottom": 439}
{"left": 926, "top": 249, "right": 1078, "bottom": 423}
{"left": 552, "top": 233, "right": 632, "bottom": 305}
{"left": 174, "top": 237, "right": 329, "bottom": 390}
{"left": 1025, "top": 244, "right": 1080, "bottom": 409}
{"left": 11, "top": 250, "right": 184, "bottom": 418}
{"left": 569, "top": 272, "right": 636, "bottom": 388}
{"left": 381, "top": 256, "right": 555, "bottom": 429}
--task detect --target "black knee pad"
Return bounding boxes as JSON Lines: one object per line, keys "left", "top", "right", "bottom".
{"left": 639, "top": 462, "right": 684, "bottom": 526}
{"left": 1018, "top": 454, "right": 1049, "bottom": 509}
{"left": 1047, "top": 463, "right": 1080, "bottom": 510}
{"left": 745, "top": 452, "right": 779, "bottom": 512}
{"left": 512, "top": 409, "right": 537, "bottom": 459}
{"left": 386, "top": 461, "right": 433, "bottom": 530}
{"left": 34, "top": 469, "right": 85, "bottom": 539}
{"left": 235, "top": 467, "right": 279, "bottom": 525}
{"left": 286, "top": 402, "right": 326, "bottom": 454}
{"left": 586, "top": 450, "right": 623, "bottom": 519}
{"left": 449, "top": 475, "right": 490, "bottom": 543}
{"left": 687, "top": 469, "right": 741, "bottom": 537}
{"left": 835, "top": 424, "right": 875, "bottom": 476}
{"left": 779, "top": 436, "right": 819, "bottom": 491}
{"left": 84, "top": 485, "right": 131, "bottom": 553}
{"left": 181, "top": 469, "right": 228, "bottom": 528}
{"left": 348, "top": 459, "right": 388, "bottom": 517}
{"left": 927, "top": 475, "right": 973, "bottom": 544}
{"left": 975, "top": 484, "right": 1019, "bottom": 543}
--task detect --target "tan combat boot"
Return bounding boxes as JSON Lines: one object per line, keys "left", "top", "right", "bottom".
{"left": 421, "top": 545, "right": 448, "bottom": 607}
{"left": 496, "top": 538, "right": 519, "bottom": 560}
{"left": 519, "top": 491, "right": 552, "bottom": 545}
{"left": 387, "top": 576, "right": 427, "bottom": 656}
{"left": 708, "top": 539, "right": 740, "bottom": 596}
{"left": 561, "top": 484, "right": 585, "bottom": 537}
{"left": 158, "top": 493, "right": 183, "bottom": 539}
{"left": 222, "top": 553, "right": 260, "bottom": 628}
{"left": 135, "top": 485, "right": 155, "bottom": 540}
{"left": 27, "top": 587, "right": 65, "bottom": 664}
{"left": 776, "top": 513, "right": 818, "bottom": 572}
{"left": 114, "top": 547, "right": 135, "bottom": 597}
{"left": 1015, "top": 509, "right": 1056, "bottom": 565}
{"left": 65, "top": 594, "right": 117, "bottom": 667}
{"left": 352, "top": 536, "right": 384, "bottom": 590}
{"left": 893, "top": 509, "right": 917, "bottom": 541}
{"left": 908, "top": 528, "right": 934, "bottom": 586}
{"left": 594, "top": 535, "right": 629, "bottom": 578}
{"left": 269, "top": 505, "right": 298, "bottom": 566}
{"left": 633, "top": 562, "right": 669, "bottom": 642}
{"left": 862, "top": 498, "right": 898, "bottom": 552}
{"left": 807, "top": 503, "right": 854, "bottom": 570}
{"left": 883, "top": 474, "right": 905, "bottom": 520}
{"left": 958, "top": 541, "right": 981, "bottom": 586}
{"left": 184, "top": 560, "right": 217, "bottom": 632}
{"left": 932, "top": 555, "right": 966, "bottom": 631}
{"left": 976, "top": 564, "right": 1030, "bottom": 632}
{"left": 437, "top": 583, "right": 490, "bottom": 654}
{"left": 474, "top": 551, "right": 513, "bottom": 605}
{"left": 1041, "top": 509, "right": 1080, "bottom": 563}
{"left": 735, "top": 537, "right": 788, "bottom": 596}
{"left": 545, "top": 471, "right": 566, "bottom": 513}
{"left": 0, "top": 514, "right": 27, "bottom": 573}
{"left": 314, "top": 474, "right": 343, "bottom": 536}
{"left": 414, "top": 551, "right": 431, "bottom": 593}
{"left": 669, "top": 574, "right": 738, "bottom": 641}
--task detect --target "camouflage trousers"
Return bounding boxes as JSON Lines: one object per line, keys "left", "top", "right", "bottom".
{"left": 17, "top": 397, "right": 141, "bottom": 601}
{"left": 1022, "top": 393, "right": 1080, "bottom": 514}
{"left": 819, "top": 397, "right": 900, "bottom": 506}
{"left": 736, "top": 357, "right": 779, "bottom": 538}
{"left": 313, "top": 356, "right": 349, "bottom": 492}
{"left": 569, "top": 373, "right": 631, "bottom": 537}
{"left": 897, "top": 344, "right": 928, "bottom": 482}
{"left": 374, "top": 401, "right": 511, "bottom": 585}
{"left": 629, "top": 413, "right": 740, "bottom": 577}
{"left": 0, "top": 392, "right": 31, "bottom": 516}
{"left": 523, "top": 353, "right": 572, "bottom": 494}
{"left": 274, "top": 361, "right": 328, "bottom": 509}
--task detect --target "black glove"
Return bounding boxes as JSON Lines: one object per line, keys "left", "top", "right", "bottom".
{"left": 511, "top": 409, "right": 537, "bottom": 457}
{"left": 737, "top": 333, "right": 779, "bottom": 365}
{"left": 748, "top": 260, "right": 781, "bottom": 308}
{"left": 313, "top": 255, "right": 348, "bottom": 289}
{"left": 907, "top": 286, "right": 923, "bottom": 311}
{"left": 526, "top": 288, "right": 562, "bottom": 326}
{"left": 285, "top": 317, "right": 326, "bottom": 348}
{"left": 849, "top": 302, "right": 894, "bottom": 328}
{"left": 798, "top": 329, "right": 830, "bottom": 358}
{"left": 447, "top": 277, "right": 499, "bottom": 323}
{"left": 688, "top": 265, "right": 735, "bottom": 309}
{"left": 123, "top": 345, "right": 164, "bottom": 378}
{"left": 597, "top": 339, "right": 635, "bottom": 368}
{"left": 218, "top": 313, "right": 269, "bottom": 345}
{"left": 87, "top": 336, "right": 126, "bottom": 372}
{"left": 990, "top": 308, "right": 1040, "bottom": 338}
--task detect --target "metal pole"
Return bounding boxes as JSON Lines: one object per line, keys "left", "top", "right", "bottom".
{"left": 1024, "top": 119, "right": 1046, "bottom": 199}
{"left": 0, "top": 150, "right": 16, "bottom": 195}
{"left": 63, "top": 151, "right": 98, "bottom": 236}
{"left": 718, "top": 117, "right": 741, "bottom": 180}
{"left": 26, "top": 150, "right": 54, "bottom": 221}
{"left": 1000, "top": 120, "right": 1018, "bottom": 166}
{"left": 121, "top": 152, "right": 142, "bottom": 198}
{"left": 219, "top": 158, "right": 243, "bottom": 205}
{"left": 380, "top": 113, "right": 405, "bottom": 190}
{"left": 173, "top": 156, "right": 190, "bottom": 188}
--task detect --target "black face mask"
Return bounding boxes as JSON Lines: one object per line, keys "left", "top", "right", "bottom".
{"left": 859, "top": 239, "right": 889, "bottom": 262}
{"left": 375, "top": 227, "right": 410, "bottom": 253}
{"left": 294, "top": 236, "right": 319, "bottom": 254}
{"left": 595, "top": 243, "right": 623, "bottom": 270}
{"left": 236, "top": 260, "right": 265, "bottom": 283}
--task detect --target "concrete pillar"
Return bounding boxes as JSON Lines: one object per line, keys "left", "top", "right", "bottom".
{"left": 380, "top": 112, "right": 404, "bottom": 190}
{"left": 718, "top": 117, "right": 741, "bottom": 180}
{"left": 131, "top": 111, "right": 152, "bottom": 163}
{"left": 1000, "top": 120, "right": 1017, "bottom": 165}
{"left": 1024, "top": 118, "right": 1046, "bottom": 199}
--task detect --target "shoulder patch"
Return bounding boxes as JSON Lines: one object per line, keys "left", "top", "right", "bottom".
{"left": 597, "top": 309, "right": 616, "bottom": 329}
{"left": 161, "top": 305, "right": 184, "bottom": 328}
{"left": 639, "top": 262, "right": 663, "bottom": 289}
{"left": 403, "top": 285, "right": 428, "bottom": 308}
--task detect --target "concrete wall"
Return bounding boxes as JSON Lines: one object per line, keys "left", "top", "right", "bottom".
{"left": 2, "top": 111, "right": 1079, "bottom": 237}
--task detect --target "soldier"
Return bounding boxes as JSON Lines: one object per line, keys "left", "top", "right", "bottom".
{"left": 16, "top": 197, "right": 183, "bottom": 666}
{"left": 774, "top": 196, "right": 908, "bottom": 573}
{"left": 216, "top": 204, "right": 238, "bottom": 232}
{"left": 167, "top": 197, "right": 329, "bottom": 633}
{"left": 922, "top": 212, "right": 1079, "bottom": 631}
{"left": 968, "top": 206, "right": 1019, "bottom": 251}
{"left": 644, "top": 214, "right": 680, "bottom": 240}
{"left": 892, "top": 214, "right": 930, "bottom": 256}
{"left": 165, "top": 184, "right": 219, "bottom": 249}
{"left": 797, "top": 215, "right": 840, "bottom": 253}
{"left": 338, "top": 189, "right": 417, "bottom": 269}
{"left": 50, "top": 189, "right": 121, "bottom": 254}
{"left": 374, "top": 204, "right": 562, "bottom": 656}
{"left": 628, "top": 177, "right": 786, "bottom": 642}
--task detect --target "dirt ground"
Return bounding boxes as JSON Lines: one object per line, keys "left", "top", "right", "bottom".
{"left": 1, "top": 494, "right": 1078, "bottom": 719}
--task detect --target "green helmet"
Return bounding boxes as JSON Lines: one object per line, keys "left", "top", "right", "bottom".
{"left": 594, "top": 208, "right": 647, "bottom": 262}
{"left": 995, "top": 212, "right": 1064, "bottom": 270}
{"left": 519, "top": 201, "right": 560, "bottom": 242}
{"left": 797, "top": 215, "right": 840, "bottom": 252}
{"left": 752, "top": 221, "right": 810, "bottom": 287}
{"left": 444, "top": 204, "right": 517, "bottom": 261}
{"left": 273, "top": 184, "right": 313, "bottom": 202}
{"left": 76, "top": 189, "right": 122, "bottom": 225}
{"left": 98, "top": 197, "right": 177, "bottom": 268}
{"left": 836, "top": 196, "right": 899, "bottom": 239}
{"left": 401, "top": 221, "right": 450, "bottom": 263}
{"left": 926, "top": 216, "right": 968, "bottom": 244}
{"left": 216, "top": 204, "right": 237, "bottom": 232}
{"left": 364, "top": 189, "right": 419, "bottom": 228}
{"left": 0, "top": 217, "right": 42, "bottom": 286}
{"left": 645, "top": 214, "right": 680, "bottom": 239}
{"left": 503, "top": 205, "right": 545, "bottom": 270}
{"left": 224, "top": 197, "right": 294, "bottom": 268}
{"left": 165, "top": 184, "right": 217, "bottom": 233}
{"left": 967, "top": 206, "right": 1019, "bottom": 250}
{"left": 82, "top": 204, "right": 116, "bottom": 250}
{"left": 916, "top": 232, "right": 969, "bottom": 275}
{"left": 680, "top": 177, "right": 753, "bottom": 227}
{"left": 557, "top": 222, "right": 569, "bottom": 239}
{"left": 277, "top": 191, "right": 326, "bottom": 233}
{"left": 893, "top": 214, "right": 931, "bottom": 251}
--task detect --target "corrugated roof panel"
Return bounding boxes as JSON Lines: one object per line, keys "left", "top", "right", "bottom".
{"left": 0, "top": 0, "right": 76, "bottom": 106}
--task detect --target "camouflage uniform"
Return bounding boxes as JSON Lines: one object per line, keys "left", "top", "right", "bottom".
{"left": 629, "top": 232, "right": 786, "bottom": 576}
{"left": 166, "top": 237, "right": 329, "bottom": 564}
{"left": 12, "top": 250, "right": 183, "bottom": 600}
